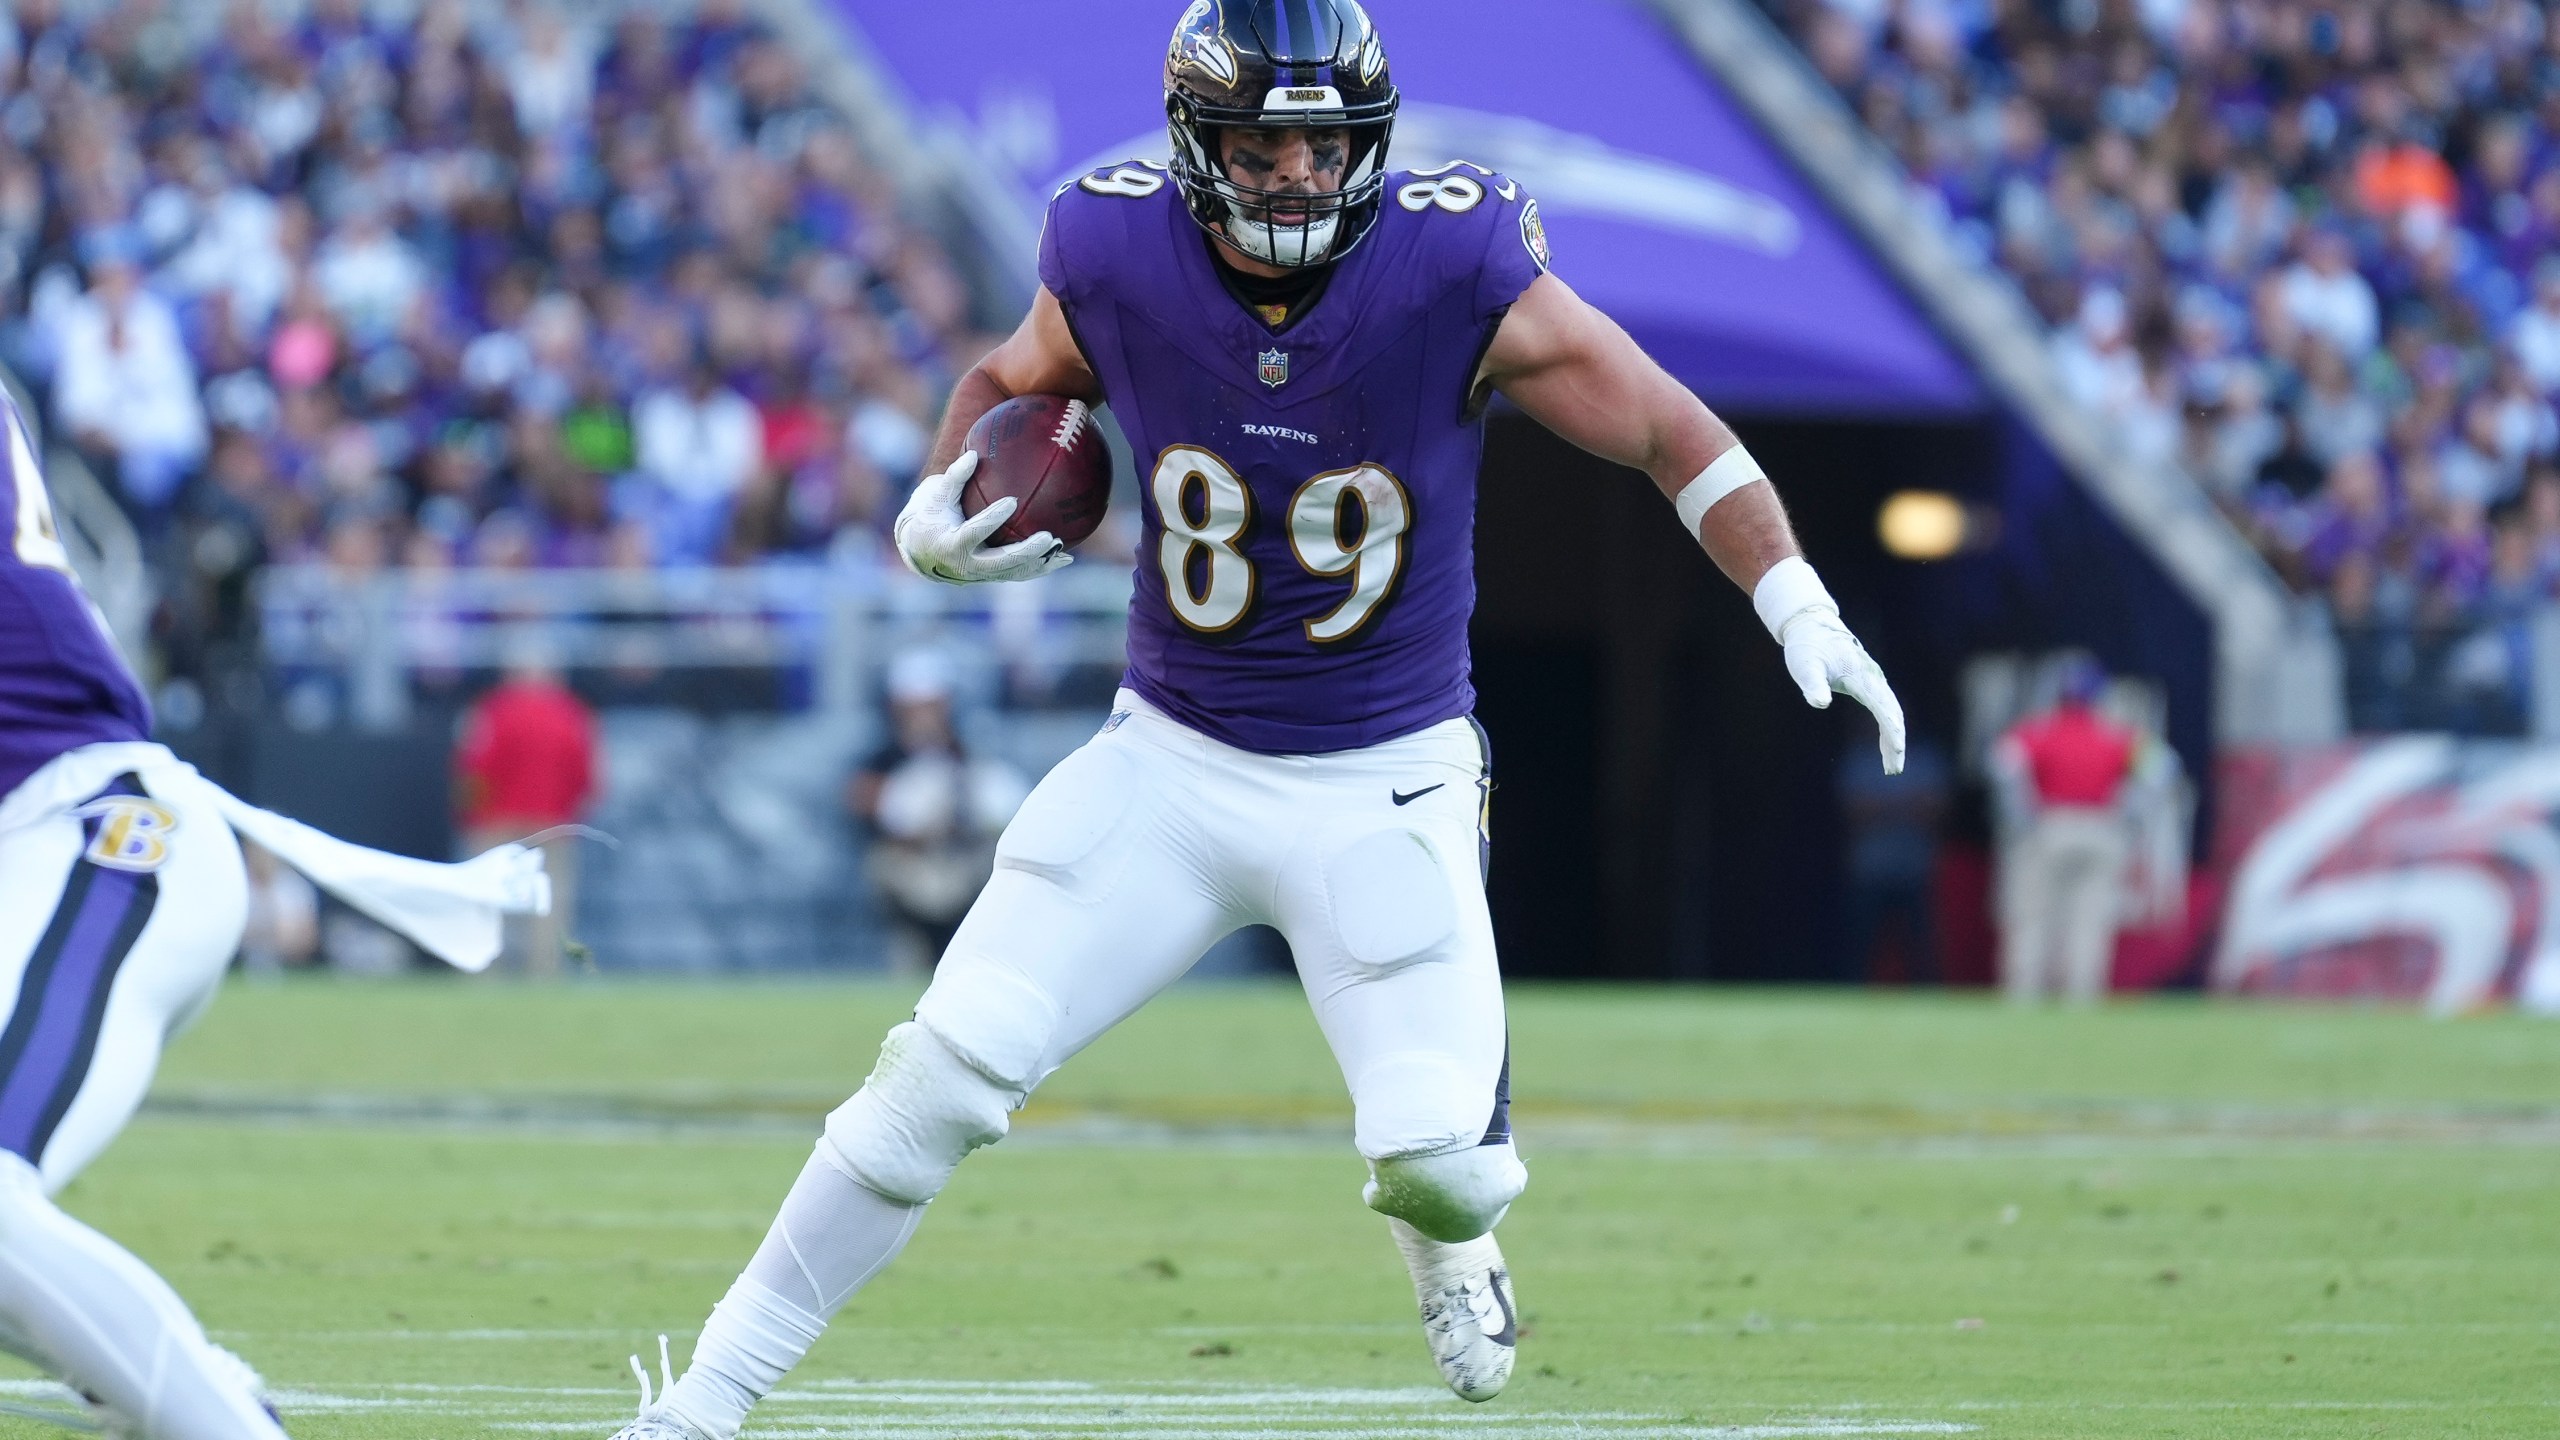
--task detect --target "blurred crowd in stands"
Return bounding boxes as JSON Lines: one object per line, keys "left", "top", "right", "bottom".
{"left": 1781, "top": 0, "right": 2560, "bottom": 732}
{"left": 0, "top": 0, "right": 1009, "bottom": 696}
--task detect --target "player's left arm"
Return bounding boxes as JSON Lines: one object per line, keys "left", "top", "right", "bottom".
{"left": 1481, "top": 272, "right": 1905, "bottom": 772}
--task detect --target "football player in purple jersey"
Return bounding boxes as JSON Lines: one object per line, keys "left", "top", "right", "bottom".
{"left": 611, "top": 3, "right": 1902, "bottom": 1434}
{"left": 0, "top": 390, "right": 547, "bottom": 1438}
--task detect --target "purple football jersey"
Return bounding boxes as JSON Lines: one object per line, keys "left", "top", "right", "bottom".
{"left": 0, "top": 391, "right": 150, "bottom": 799}
{"left": 1040, "top": 161, "right": 1548, "bottom": 754}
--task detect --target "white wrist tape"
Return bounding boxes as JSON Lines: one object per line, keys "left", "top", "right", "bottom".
{"left": 1751, "top": 555, "right": 1837, "bottom": 643}
{"left": 1672, "top": 446, "right": 1768, "bottom": 537}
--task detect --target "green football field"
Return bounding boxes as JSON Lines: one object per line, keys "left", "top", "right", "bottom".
{"left": 8, "top": 980, "right": 2559, "bottom": 1439}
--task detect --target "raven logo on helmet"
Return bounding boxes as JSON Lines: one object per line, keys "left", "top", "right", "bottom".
{"left": 1353, "top": 8, "right": 1385, "bottom": 85}
{"left": 1169, "top": 1, "right": 1239, "bottom": 87}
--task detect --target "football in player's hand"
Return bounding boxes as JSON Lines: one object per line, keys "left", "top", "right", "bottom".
{"left": 961, "top": 395, "right": 1111, "bottom": 550}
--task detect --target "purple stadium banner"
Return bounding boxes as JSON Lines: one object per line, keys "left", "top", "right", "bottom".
{"left": 830, "top": 0, "right": 1982, "bottom": 416}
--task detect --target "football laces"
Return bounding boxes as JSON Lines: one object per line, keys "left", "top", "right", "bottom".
{"left": 1049, "top": 399, "right": 1091, "bottom": 450}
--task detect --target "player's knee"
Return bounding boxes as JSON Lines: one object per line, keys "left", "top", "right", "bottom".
{"left": 819, "top": 1022, "right": 1020, "bottom": 1204}
{"left": 1350, "top": 1052, "right": 1493, "bottom": 1160}
{"left": 912, "top": 958, "right": 1063, "bottom": 1091}
{"left": 1362, "top": 1143, "right": 1527, "bottom": 1244}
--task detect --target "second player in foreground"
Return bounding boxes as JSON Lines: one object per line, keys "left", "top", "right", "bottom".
{"left": 612, "top": 2, "right": 1902, "bottom": 1433}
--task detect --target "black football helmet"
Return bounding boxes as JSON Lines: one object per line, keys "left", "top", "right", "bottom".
{"left": 1164, "top": 0, "right": 1398, "bottom": 268}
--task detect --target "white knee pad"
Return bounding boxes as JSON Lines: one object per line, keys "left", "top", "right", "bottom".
{"left": 1362, "top": 1143, "right": 1527, "bottom": 1244}
{"left": 818, "top": 1023, "right": 1020, "bottom": 1205}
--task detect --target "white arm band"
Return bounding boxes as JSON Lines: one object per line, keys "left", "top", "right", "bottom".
{"left": 1751, "top": 555, "right": 1837, "bottom": 642}
{"left": 1672, "top": 445, "right": 1768, "bottom": 537}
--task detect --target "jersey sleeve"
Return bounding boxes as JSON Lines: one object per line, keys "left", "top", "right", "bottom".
{"left": 1037, "top": 186, "right": 1076, "bottom": 301}
{"left": 1039, "top": 161, "right": 1175, "bottom": 304}
{"left": 1472, "top": 177, "right": 1550, "bottom": 321}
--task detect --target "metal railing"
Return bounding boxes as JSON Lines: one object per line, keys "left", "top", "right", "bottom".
{"left": 254, "top": 562, "right": 1138, "bottom": 727}
{"left": 43, "top": 445, "right": 153, "bottom": 667}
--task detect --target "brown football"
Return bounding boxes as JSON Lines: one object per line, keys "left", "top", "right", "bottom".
{"left": 960, "top": 394, "right": 1111, "bottom": 550}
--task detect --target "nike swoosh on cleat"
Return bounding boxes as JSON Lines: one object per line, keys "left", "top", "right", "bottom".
{"left": 1391, "top": 785, "right": 1445, "bottom": 806}
{"left": 1483, "top": 1270, "right": 1518, "bottom": 1347}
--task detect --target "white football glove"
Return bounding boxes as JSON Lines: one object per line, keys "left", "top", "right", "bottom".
{"left": 1755, "top": 557, "right": 1906, "bottom": 774}
{"left": 1780, "top": 607, "right": 1907, "bottom": 774}
{"left": 894, "top": 450, "right": 1073, "bottom": 585}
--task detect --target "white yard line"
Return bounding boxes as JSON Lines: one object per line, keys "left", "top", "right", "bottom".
{"left": 135, "top": 1091, "right": 2560, "bottom": 1151}
{"left": 488, "top": 1414, "right": 1966, "bottom": 1424}
{"left": 238, "top": 1378, "right": 1976, "bottom": 1438}
{"left": 215, "top": 1329, "right": 650, "bottom": 1342}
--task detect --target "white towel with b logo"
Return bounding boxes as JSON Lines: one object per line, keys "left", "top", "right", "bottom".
{"left": 0, "top": 742, "right": 548, "bottom": 973}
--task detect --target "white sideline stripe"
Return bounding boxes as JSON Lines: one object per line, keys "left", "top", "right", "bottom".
{"left": 269, "top": 1391, "right": 463, "bottom": 1411}
{"left": 797, "top": 1380, "right": 1103, "bottom": 1391}
{"left": 494, "top": 1414, "right": 1976, "bottom": 1424}
{"left": 226, "top": 1324, "right": 1412, "bottom": 1342}
{"left": 1156, "top": 1324, "right": 1410, "bottom": 1336}
{"left": 2283, "top": 1320, "right": 2560, "bottom": 1333}
{"left": 245, "top": 1378, "right": 1977, "bottom": 1439}
{"left": 763, "top": 1390, "right": 1462, "bottom": 1409}
{"left": 226, "top": 1329, "right": 646, "bottom": 1342}
{"left": 1942, "top": 1398, "right": 2560, "bottom": 1412}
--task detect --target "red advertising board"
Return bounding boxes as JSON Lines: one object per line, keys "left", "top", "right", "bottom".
{"left": 2211, "top": 740, "right": 2560, "bottom": 1012}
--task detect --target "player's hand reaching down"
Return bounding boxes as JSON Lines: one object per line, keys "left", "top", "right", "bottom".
{"left": 1751, "top": 556, "right": 1905, "bottom": 774}
{"left": 894, "top": 451, "right": 1072, "bottom": 585}
{"left": 1779, "top": 606, "right": 1906, "bottom": 774}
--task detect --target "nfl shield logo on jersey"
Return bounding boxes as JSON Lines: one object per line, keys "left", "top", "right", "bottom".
{"left": 1258, "top": 347, "right": 1289, "bottom": 388}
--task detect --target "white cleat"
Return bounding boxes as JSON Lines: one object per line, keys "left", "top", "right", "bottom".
{"left": 78, "top": 1344, "right": 281, "bottom": 1436}
{"left": 606, "top": 1336, "right": 714, "bottom": 1440}
{"left": 206, "top": 1343, "right": 279, "bottom": 1420}
{"left": 79, "top": 1400, "right": 134, "bottom": 1439}
{"left": 608, "top": 1417, "right": 712, "bottom": 1440}
{"left": 1415, "top": 1256, "right": 1517, "bottom": 1402}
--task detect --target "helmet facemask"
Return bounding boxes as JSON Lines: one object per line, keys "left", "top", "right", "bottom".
{"left": 1168, "top": 95, "right": 1394, "bottom": 269}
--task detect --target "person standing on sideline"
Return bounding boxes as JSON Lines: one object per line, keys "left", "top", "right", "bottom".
{"left": 847, "top": 649, "right": 1027, "bottom": 976}
{"left": 456, "top": 648, "right": 597, "bottom": 974}
{"left": 1991, "top": 657, "right": 2138, "bottom": 1004}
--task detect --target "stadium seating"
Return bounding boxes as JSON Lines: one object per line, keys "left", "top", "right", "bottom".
{"left": 0, "top": 0, "right": 989, "bottom": 695}
{"left": 1768, "top": 0, "right": 2560, "bottom": 733}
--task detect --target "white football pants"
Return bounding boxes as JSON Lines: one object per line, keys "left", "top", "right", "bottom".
{"left": 0, "top": 746, "right": 283, "bottom": 1440}
{"left": 662, "top": 696, "right": 1522, "bottom": 1439}
{"left": 921, "top": 688, "right": 1513, "bottom": 1162}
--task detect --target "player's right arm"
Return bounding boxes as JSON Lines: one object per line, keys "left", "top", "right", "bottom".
{"left": 923, "top": 288, "right": 1101, "bottom": 476}
{"left": 896, "top": 289, "right": 1101, "bottom": 585}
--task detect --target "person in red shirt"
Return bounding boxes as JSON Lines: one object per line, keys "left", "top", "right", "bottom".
{"left": 456, "top": 649, "right": 597, "bottom": 974}
{"left": 1990, "top": 656, "right": 2138, "bottom": 1004}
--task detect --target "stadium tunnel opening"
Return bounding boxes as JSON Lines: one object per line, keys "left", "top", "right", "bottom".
{"left": 1470, "top": 407, "right": 2211, "bottom": 983}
